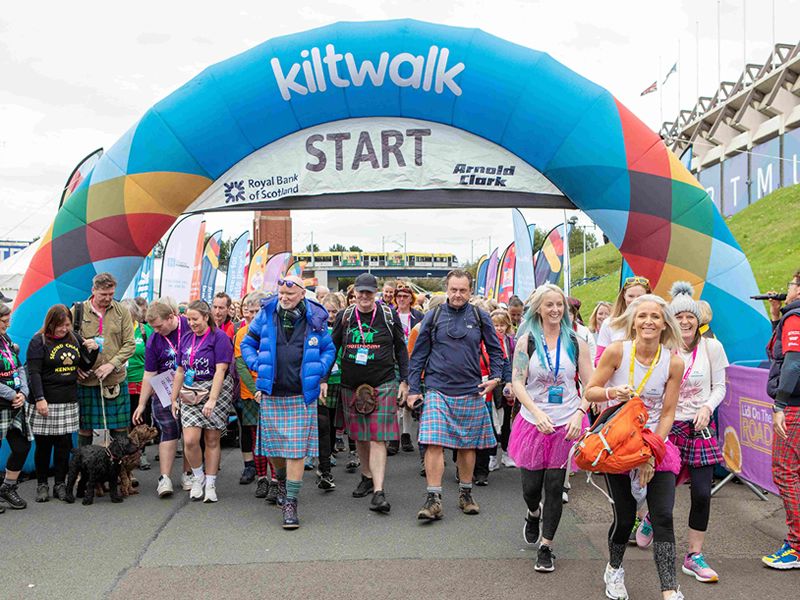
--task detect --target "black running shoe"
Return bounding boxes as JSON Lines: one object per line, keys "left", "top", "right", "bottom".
{"left": 523, "top": 510, "right": 541, "bottom": 546}
{"left": 369, "top": 490, "right": 391, "bottom": 513}
{"left": 317, "top": 472, "right": 336, "bottom": 491}
{"left": 352, "top": 475, "right": 374, "bottom": 498}
{"left": 535, "top": 544, "right": 555, "bottom": 572}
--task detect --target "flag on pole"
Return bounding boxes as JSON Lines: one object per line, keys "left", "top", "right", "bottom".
{"left": 512, "top": 209, "right": 535, "bottom": 301}
{"left": 224, "top": 231, "right": 250, "bottom": 299}
{"left": 640, "top": 81, "right": 658, "bottom": 96}
{"left": 662, "top": 62, "right": 677, "bottom": 85}
{"left": 200, "top": 230, "right": 222, "bottom": 303}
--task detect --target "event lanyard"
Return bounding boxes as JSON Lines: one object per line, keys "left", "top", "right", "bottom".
{"left": 163, "top": 323, "right": 182, "bottom": 362}
{"left": 89, "top": 302, "right": 104, "bottom": 335}
{"left": 188, "top": 329, "right": 210, "bottom": 368}
{"left": 541, "top": 334, "right": 561, "bottom": 377}
{"left": 680, "top": 345, "right": 699, "bottom": 387}
{"left": 355, "top": 307, "right": 377, "bottom": 344}
{"left": 628, "top": 341, "right": 662, "bottom": 396}
{"left": 0, "top": 337, "right": 16, "bottom": 370}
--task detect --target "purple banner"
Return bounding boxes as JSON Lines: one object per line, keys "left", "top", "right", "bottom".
{"left": 716, "top": 365, "right": 778, "bottom": 495}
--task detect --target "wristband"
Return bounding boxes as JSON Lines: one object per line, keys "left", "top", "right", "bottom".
{"left": 605, "top": 387, "right": 613, "bottom": 401}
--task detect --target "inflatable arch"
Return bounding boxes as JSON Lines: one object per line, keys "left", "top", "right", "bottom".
{"left": 11, "top": 19, "right": 769, "bottom": 362}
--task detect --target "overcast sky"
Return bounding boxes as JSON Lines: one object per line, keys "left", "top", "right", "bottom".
{"left": 1, "top": 0, "right": 794, "bottom": 262}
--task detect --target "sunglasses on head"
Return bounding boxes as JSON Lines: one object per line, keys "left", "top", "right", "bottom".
{"left": 277, "top": 279, "right": 305, "bottom": 290}
{"left": 624, "top": 276, "right": 650, "bottom": 287}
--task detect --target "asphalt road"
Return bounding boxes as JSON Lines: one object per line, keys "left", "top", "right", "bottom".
{"left": 2, "top": 439, "right": 797, "bottom": 599}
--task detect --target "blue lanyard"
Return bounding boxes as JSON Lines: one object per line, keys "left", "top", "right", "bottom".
{"left": 541, "top": 334, "right": 561, "bottom": 376}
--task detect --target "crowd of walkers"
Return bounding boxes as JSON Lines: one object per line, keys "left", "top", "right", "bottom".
{"left": 2, "top": 266, "right": 800, "bottom": 599}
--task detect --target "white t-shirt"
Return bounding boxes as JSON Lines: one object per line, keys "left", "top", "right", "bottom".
{"left": 397, "top": 312, "right": 412, "bottom": 341}
{"left": 521, "top": 335, "right": 581, "bottom": 427}
{"left": 574, "top": 322, "right": 597, "bottom": 363}
{"left": 607, "top": 341, "right": 672, "bottom": 430}
{"left": 674, "top": 337, "right": 728, "bottom": 421}
{"left": 595, "top": 318, "right": 627, "bottom": 362}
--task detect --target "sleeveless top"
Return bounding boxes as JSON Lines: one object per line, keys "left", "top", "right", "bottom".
{"left": 606, "top": 340, "right": 671, "bottom": 430}
{"left": 521, "top": 335, "right": 580, "bottom": 427}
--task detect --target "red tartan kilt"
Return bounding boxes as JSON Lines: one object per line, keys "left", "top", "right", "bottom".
{"left": 668, "top": 419, "right": 723, "bottom": 468}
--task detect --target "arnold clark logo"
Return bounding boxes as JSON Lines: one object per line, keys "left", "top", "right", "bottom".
{"left": 271, "top": 44, "right": 465, "bottom": 101}
{"left": 223, "top": 180, "right": 246, "bottom": 204}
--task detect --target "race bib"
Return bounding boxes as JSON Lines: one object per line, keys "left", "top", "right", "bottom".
{"left": 547, "top": 385, "right": 564, "bottom": 405}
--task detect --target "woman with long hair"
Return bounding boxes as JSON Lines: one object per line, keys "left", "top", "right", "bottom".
{"left": 508, "top": 284, "right": 593, "bottom": 572}
{"left": 666, "top": 282, "right": 728, "bottom": 583}
{"left": 169, "top": 300, "right": 234, "bottom": 503}
{"left": 595, "top": 277, "right": 652, "bottom": 364}
{"left": 26, "top": 304, "right": 98, "bottom": 502}
{"left": 584, "top": 294, "right": 685, "bottom": 600}
{"left": 588, "top": 301, "right": 612, "bottom": 341}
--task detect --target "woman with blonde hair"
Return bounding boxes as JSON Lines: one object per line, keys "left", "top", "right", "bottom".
{"left": 589, "top": 301, "right": 612, "bottom": 340}
{"left": 595, "top": 277, "right": 652, "bottom": 364}
{"left": 584, "top": 293, "right": 685, "bottom": 600}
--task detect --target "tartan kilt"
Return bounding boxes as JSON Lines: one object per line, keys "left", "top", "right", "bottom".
{"left": 78, "top": 383, "right": 131, "bottom": 430}
{"left": 418, "top": 389, "right": 496, "bottom": 450}
{"left": 322, "top": 383, "right": 340, "bottom": 410}
{"left": 257, "top": 394, "right": 318, "bottom": 459}
{"left": 340, "top": 380, "right": 400, "bottom": 442}
{"left": 28, "top": 402, "right": 79, "bottom": 436}
{"left": 669, "top": 419, "right": 723, "bottom": 468}
{"left": 180, "top": 376, "right": 235, "bottom": 431}
{"left": 0, "top": 406, "right": 33, "bottom": 442}
{"left": 240, "top": 398, "right": 260, "bottom": 427}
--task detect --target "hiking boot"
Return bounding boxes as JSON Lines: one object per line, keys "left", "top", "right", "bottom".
{"left": 682, "top": 552, "right": 719, "bottom": 582}
{"left": 603, "top": 563, "right": 629, "bottom": 599}
{"left": 317, "top": 471, "right": 336, "bottom": 491}
{"left": 387, "top": 440, "right": 400, "bottom": 456}
{"left": 276, "top": 479, "right": 287, "bottom": 507}
{"left": 417, "top": 492, "right": 443, "bottom": 521}
{"left": 401, "top": 433, "right": 414, "bottom": 452}
{"left": 458, "top": 489, "right": 480, "bottom": 515}
{"left": 239, "top": 463, "right": 256, "bottom": 485}
{"left": 523, "top": 509, "right": 542, "bottom": 546}
{"left": 535, "top": 544, "right": 555, "bottom": 573}
{"left": 265, "top": 480, "right": 280, "bottom": 504}
{"left": 635, "top": 514, "right": 654, "bottom": 549}
{"left": 282, "top": 498, "right": 300, "bottom": 529}
{"left": 345, "top": 451, "right": 360, "bottom": 473}
{"left": 36, "top": 483, "right": 49, "bottom": 503}
{"left": 255, "top": 477, "right": 270, "bottom": 498}
{"left": 369, "top": 490, "right": 391, "bottom": 513}
{"left": 0, "top": 482, "right": 27, "bottom": 509}
{"left": 53, "top": 483, "right": 68, "bottom": 502}
{"left": 352, "top": 475, "right": 374, "bottom": 498}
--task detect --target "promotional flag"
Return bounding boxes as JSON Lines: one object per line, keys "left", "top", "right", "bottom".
{"left": 662, "top": 62, "right": 677, "bottom": 85}
{"left": 159, "top": 214, "right": 205, "bottom": 302}
{"left": 246, "top": 243, "right": 269, "bottom": 293}
{"left": 123, "top": 251, "right": 155, "bottom": 301}
{"left": 261, "top": 251, "right": 293, "bottom": 293}
{"left": 60, "top": 148, "right": 103, "bottom": 207}
{"left": 475, "top": 254, "right": 488, "bottom": 296}
{"left": 640, "top": 81, "right": 657, "bottom": 96}
{"left": 512, "top": 209, "right": 535, "bottom": 301}
{"left": 497, "top": 242, "right": 516, "bottom": 304}
{"left": 225, "top": 231, "right": 251, "bottom": 299}
{"left": 188, "top": 220, "right": 206, "bottom": 301}
{"left": 200, "top": 230, "right": 222, "bottom": 303}
{"left": 484, "top": 248, "right": 499, "bottom": 300}
{"left": 286, "top": 260, "right": 306, "bottom": 278}
{"left": 534, "top": 223, "right": 571, "bottom": 286}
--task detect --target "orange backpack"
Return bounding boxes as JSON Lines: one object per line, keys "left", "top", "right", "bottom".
{"left": 574, "top": 396, "right": 653, "bottom": 473}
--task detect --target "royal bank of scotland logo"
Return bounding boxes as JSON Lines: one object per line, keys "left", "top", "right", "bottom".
{"left": 224, "top": 180, "right": 246, "bottom": 204}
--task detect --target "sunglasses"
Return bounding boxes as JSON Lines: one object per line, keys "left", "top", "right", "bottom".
{"left": 277, "top": 279, "right": 305, "bottom": 290}
{"left": 624, "top": 276, "right": 650, "bottom": 287}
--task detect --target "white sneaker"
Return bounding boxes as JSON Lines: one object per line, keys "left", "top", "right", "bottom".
{"left": 203, "top": 482, "right": 218, "bottom": 503}
{"left": 665, "top": 590, "right": 684, "bottom": 600}
{"left": 604, "top": 563, "right": 628, "bottom": 600}
{"left": 181, "top": 472, "right": 193, "bottom": 491}
{"left": 157, "top": 475, "right": 174, "bottom": 498}
{"left": 501, "top": 455, "right": 517, "bottom": 468}
{"left": 488, "top": 456, "right": 500, "bottom": 472}
{"left": 189, "top": 475, "right": 205, "bottom": 501}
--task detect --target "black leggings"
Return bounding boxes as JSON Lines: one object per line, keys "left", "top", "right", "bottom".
{"left": 34, "top": 433, "right": 73, "bottom": 483}
{"left": 3, "top": 427, "right": 31, "bottom": 472}
{"left": 521, "top": 468, "right": 566, "bottom": 541}
{"left": 605, "top": 471, "right": 677, "bottom": 591}
{"left": 240, "top": 424, "right": 255, "bottom": 454}
{"left": 687, "top": 465, "right": 714, "bottom": 531}
{"left": 317, "top": 407, "right": 334, "bottom": 472}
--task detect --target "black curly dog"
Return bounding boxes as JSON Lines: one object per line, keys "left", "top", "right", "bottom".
{"left": 64, "top": 436, "right": 140, "bottom": 505}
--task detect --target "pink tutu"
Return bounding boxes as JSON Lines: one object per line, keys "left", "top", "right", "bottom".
{"left": 507, "top": 415, "right": 589, "bottom": 471}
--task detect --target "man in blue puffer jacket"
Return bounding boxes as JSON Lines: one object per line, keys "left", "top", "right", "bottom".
{"left": 241, "top": 275, "right": 335, "bottom": 530}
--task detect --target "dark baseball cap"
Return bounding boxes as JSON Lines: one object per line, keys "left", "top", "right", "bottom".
{"left": 354, "top": 273, "right": 378, "bottom": 293}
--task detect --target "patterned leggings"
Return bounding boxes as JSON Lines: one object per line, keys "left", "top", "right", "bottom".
{"left": 773, "top": 406, "right": 800, "bottom": 551}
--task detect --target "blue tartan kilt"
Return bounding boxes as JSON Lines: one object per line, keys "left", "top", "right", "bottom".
{"left": 257, "top": 395, "right": 318, "bottom": 459}
{"left": 418, "top": 389, "right": 496, "bottom": 450}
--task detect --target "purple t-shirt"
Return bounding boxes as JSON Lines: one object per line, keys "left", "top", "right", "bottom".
{"left": 144, "top": 316, "right": 192, "bottom": 374}
{"left": 178, "top": 326, "right": 233, "bottom": 382}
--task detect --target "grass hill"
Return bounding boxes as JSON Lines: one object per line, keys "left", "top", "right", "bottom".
{"left": 569, "top": 184, "right": 800, "bottom": 311}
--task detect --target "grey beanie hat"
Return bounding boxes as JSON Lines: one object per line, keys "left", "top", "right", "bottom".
{"left": 668, "top": 281, "right": 702, "bottom": 320}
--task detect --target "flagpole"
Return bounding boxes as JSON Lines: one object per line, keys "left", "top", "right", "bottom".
{"left": 677, "top": 39, "right": 682, "bottom": 114}
{"left": 717, "top": 0, "right": 722, "bottom": 91}
{"left": 695, "top": 20, "right": 700, "bottom": 100}
{"left": 658, "top": 55, "right": 663, "bottom": 127}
